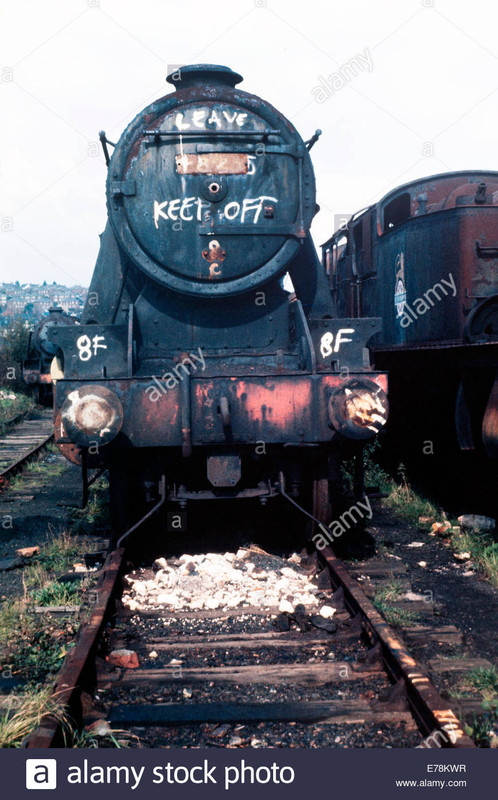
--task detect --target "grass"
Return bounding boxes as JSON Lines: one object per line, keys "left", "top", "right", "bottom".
{"left": 373, "top": 579, "right": 404, "bottom": 604}
{"left": 7, "top": 452, "right": 65, "bottom": 492}
{"left": 365, "top": 447, "right": 498, "bottom": 587}
{"left": 0, "top": 388, "right": 33, "bottom": 428}
{"left": 0, "top": 686, "right": 70, "bottom": 748}
{"left": 0, "top": 684, "right": 134, "bottom": 748}
{"left": 72, "top": 727, "right": 139, "bottom": 748}
{"left": 464, "top": 699, "right": 498, "bottom": 748}
{"left": 27, "top": 529, "right": 95, "bottom": 579}
{"left": 454, "top": 666, "right": 498, "bottom": 747}
{"left": 10, "top": 626, "right": 75, "bottom": 682}
{"left": 70, "top": 475, "right": 110, "bottom": 535}
{"left": 0, "top": 531, "right": 99, "bottom": 684}
{"left": 451, "top": 529, "right": 498, "bottom": 588}
{"left": 468, "top": 667, "right": 498, "bottom": 699}
{"left": 30, "top": 581, "right": 82, "bottom": 607}
{"left": 372, "top": 578, "right": 420, "bottom": 627}
{"left": 373, "top": 596, "right": 420, "bottom": 628}
{"left": 0, "top": 484, "right": 110, "bottom": 747}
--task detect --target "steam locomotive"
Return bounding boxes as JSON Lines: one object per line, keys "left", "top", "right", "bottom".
{"left": 50, "top": 64, "right": 388, "bottom": 542}
{"left": 322, "top": 171, "right": 498, "bottom": 464}
{"left": 23, "top": 307, "right": 78, "bottom": 404}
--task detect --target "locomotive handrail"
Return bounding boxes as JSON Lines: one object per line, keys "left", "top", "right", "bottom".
{"left": 197, "top": 224, "right": 307, "bottom": 237}
{"left": 143, "top": 129, "right": 281, "bottom": 138}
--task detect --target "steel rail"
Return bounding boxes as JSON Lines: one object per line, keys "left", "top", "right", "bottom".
{"left": 317, "top": 545, "right": 475, "bottom": 748}
{"left": 25, "top": 548, "right": 125, "bottom": 748}
{"left": 0, "top": 433, "right": 54, "bottom": 485}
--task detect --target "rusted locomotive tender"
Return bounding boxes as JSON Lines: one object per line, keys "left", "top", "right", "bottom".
{"left": 50, "top": 64, "right": 388, "bottom": 537}
{"left": 23, "top": 307, "right": 78, "bottom": 405}
{"left": 323, "top": 171, "right": 498, "bottom": 459}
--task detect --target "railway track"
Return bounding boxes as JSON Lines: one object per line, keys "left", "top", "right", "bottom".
{"left": 26, "top": 537, "right": 474, "bottom": 749}
{"left": 0, "top": 407, "right": 54, "bottom": 486}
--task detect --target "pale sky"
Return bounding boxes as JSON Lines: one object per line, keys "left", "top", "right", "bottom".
{"left": 0, "top": 0, "right": 496, "bottom": 287}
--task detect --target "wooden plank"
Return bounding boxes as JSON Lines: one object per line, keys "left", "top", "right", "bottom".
{"left": 110, "top": 700, "right": 414, "bottom": 727}
{"left": 403, "top": 626, "right": 464, "bottom": 646}
{"left": 429, "top": 657, "right": 494, "bottom": 674}
{"left": 103, "top": 661, "right": 383, "bottom": 687}
{"left": 122, "top": 628, "right": 360, "bottom": 651}
{"left": 128, "top": 607, "right": 350, "bottom": 621}
{"left": 348, "top": 561, "right": 408, "bottom": 577}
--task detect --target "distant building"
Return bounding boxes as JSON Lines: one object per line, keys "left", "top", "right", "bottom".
{"left": 0, "top": 282, "right": 87, "bottom": 327}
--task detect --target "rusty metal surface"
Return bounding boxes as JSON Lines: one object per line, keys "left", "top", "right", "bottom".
{"left": 327, "top": 378, "right": 388, "bottom": 439}
{"left": 60, "top": 384, "right": 124, "bottom": 448}
{"left": 482, "top": 371, "right": 498, "bottom": 458}
{"left": 175, "top": 152, "right": 248, "bottom": 175}
{"left": 25, "top": 548, "right": 124, "bottom": 748}
{"left": 324, "top": 170, "right": 498, "bottom": 456}
{"left": 323, "top": 171, "right": 498, "bottom": 345}
{"left": 207, "top": 454, "right": 241, "bottom": 487}
{"left": 317, "top": 546, "right": 475, "bottom": 748}
{"left": 54, "top": 372, "right": 387, "bottom": 451}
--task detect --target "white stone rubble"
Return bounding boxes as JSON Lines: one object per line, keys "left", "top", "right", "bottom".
{"left": 122, "top": 550, "right": 321, "bottom": 612}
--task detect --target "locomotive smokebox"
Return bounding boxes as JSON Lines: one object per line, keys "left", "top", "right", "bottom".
{"left": 105, "top": 62, "right": 317, "bottom": 297}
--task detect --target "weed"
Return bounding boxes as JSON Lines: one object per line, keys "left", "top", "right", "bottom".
{"left": 364, "top": 447, "right": 439, "bottom": 525}
{"left": 464, "top": 699, "right": 498, "bottom": 747}
{"left": 452, "top": 529, "right": 498, "bottom": 588}
{"left": 70, "top": 476, "right": 110, "bottom": 535}
{"left": 72, "top": 727, "right": 139, "bottom": 748}
{"left": 28, "top": 529, "right": 95, "bottom": 578}
{"left": 0, "top": 387, "right": 33, "bottom": 429}
{"left": 468, "top": 667, "right": 498, "bottom": 699}
{"left": 30, "top": 581, "right": 81, "bottom": 607}
{"left": 373, "top": 598, "right": 420, "bottom": 628}
{"left": 10, "top": 628, "right": 73, "bottom": 682}
{"left": 373, "top": 580, "right": 404, "bottom": 604}
{"left": 0, "top": 685, "right": 70, "bottom": 748}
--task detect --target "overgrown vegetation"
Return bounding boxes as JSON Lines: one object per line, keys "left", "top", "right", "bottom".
{"left": 26, "top": 529, "right": 94, "bottom": 581}
{"left": 0, "top": 686, "right": 70, "bottom": 748}
{"left": 464, "top": 699, "right": 498, "bottom": 748}
{"left": 72, "top": 726, "right": 138, "bottom": 749}
{"left": 0, "top": 320, "right": 30, "bottom": 393}
{"left": 463, "top": 671, "right": 498, "bottom": 747}
{"left": 364, "top": 445, "right": 498, "bottom": 587}
{"left": 364, "top": 447, "right": 439, "bottom": 525}
{"left": 7, "top": 453, "right": 66, "bottom": 491}
{"left": 70, "top": 475, "right": 110, "bottom": 535}
{"left": 0, "top": 388, "right": 33, "bottom": 428}
{"left": 30, "top": 581, "right": 82, "bottom": 607}
{"left": 468, "top": 666, "right": 498, "bottom": 699}
{"left": 373, "top": 582, "right": 420, "bottom": 628}
{"left": 0, "top": 531, "right": 100, "bottom": 686}
{"left": 0, "top": 485, "right": 110, "bottom": 746}
{"left": 452, "top": 529, "right": 498, "bottom": 588}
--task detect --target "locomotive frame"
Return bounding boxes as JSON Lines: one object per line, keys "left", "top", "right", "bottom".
{"left": 49, "top": 65, "right": 389, "bottom": 543}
